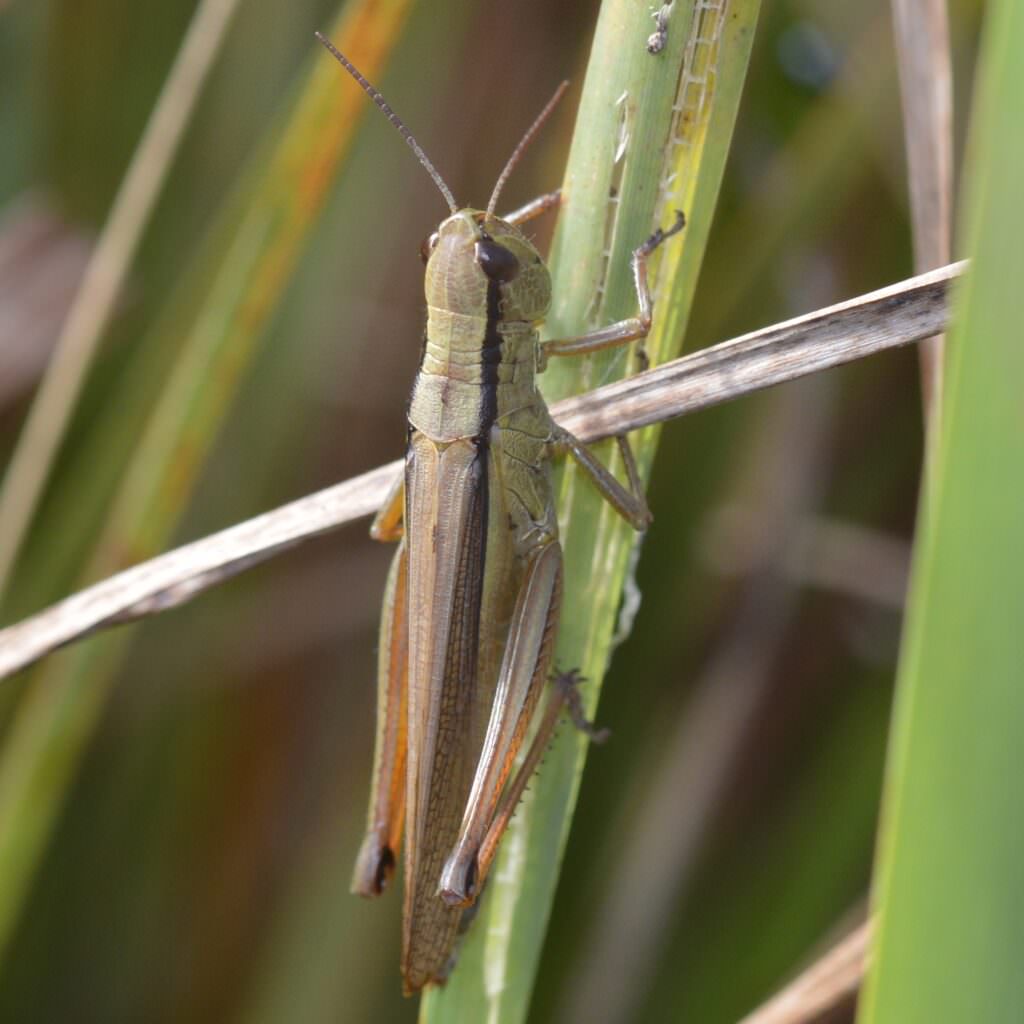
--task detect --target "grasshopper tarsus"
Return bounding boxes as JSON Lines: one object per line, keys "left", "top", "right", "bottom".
{"left": 630, "top": 208, "right": 687, "bottom": 332}
{"left": 555, "top": 668, "right": 611, "bottom": 744}
{"left": 647, "top": 4, "right": 672, "bottom": 54}
{"left": 639, "top": 208, "right": 686, "bottom": 256}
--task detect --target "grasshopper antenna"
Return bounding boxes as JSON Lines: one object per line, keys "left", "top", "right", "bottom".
{"left": 486, "top": 80, "right": 569, "bottom": 219}
{"left": 315, "top": 32, "right": 459, "bottom": 215}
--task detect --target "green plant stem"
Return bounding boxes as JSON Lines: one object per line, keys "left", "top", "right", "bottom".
{"left": 423, "top": 2, "right": 761, "bottom": 1021}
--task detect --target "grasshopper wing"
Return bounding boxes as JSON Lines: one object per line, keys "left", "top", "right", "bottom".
{"left": 401, "top": 432, "right": 487, "bottom": 991}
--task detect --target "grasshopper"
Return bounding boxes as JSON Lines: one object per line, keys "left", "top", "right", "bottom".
{"left": 316, "top": 34, "right": 684, "bottom": 993}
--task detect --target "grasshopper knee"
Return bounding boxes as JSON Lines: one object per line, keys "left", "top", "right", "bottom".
{"left": 438, "top": 849, "right": 478, "bottom": 908}
{"left": 351, "top": 836, "right": 396, "bottom": 897}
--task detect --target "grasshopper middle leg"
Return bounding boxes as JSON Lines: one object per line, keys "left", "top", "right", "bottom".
{"left": 553, "top": 430, "right": 652, "bottom": 530}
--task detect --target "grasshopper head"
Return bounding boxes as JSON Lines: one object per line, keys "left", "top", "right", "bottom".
{"left": 424, "top": 210, "right": 551, "bottom": 324}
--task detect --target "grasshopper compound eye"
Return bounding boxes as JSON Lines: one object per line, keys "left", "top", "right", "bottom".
{"left": 420, "top": 231, "right": 439, "bottom": 264}
{"left": 475, "top": 238, "right": 519, "bottom": 283}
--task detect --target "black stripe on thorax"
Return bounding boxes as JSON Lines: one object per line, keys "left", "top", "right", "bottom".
{"left": 477, "top": 279, "right": 502, "bottom": 440}
{"left": 463, "top": 279, "right": 502, "bottom": 697}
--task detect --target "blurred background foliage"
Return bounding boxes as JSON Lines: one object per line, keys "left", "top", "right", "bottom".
{"left": 0, "top": 0, "right": 989, "bottom": 1021}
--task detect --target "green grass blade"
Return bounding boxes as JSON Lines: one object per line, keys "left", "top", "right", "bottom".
{"left": 0, "top": 0, "right": 416, "bottom": 963}
{"left": 423, "top": 2, "right": 761, "bottom": 1020}
{"left": 0, "top": 0, "right": 244, "bottom": 598}
{"left": 857, "top": 0, "right": 1024, "bottom": 1020}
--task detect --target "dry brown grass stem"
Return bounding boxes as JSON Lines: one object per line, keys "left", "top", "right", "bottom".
{"left": 892, "top": 0, "right": 953, "bottom": 433}
{"left": 0, "top": 261, "right": 962, "bottom": 681}
{"left": 738, "top": 920, "right": 871, "bottom": 1024}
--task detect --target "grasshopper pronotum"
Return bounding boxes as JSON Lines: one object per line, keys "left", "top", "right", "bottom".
{"left": 316, "top": 34, "right": 684, "bottom": 993}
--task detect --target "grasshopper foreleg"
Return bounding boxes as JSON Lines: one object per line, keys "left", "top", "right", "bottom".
{"left": 541, "top": 209, "right": 685, "bottom": 368}
{"left": 501, "top": 189, "right": 562, "bottom": 227}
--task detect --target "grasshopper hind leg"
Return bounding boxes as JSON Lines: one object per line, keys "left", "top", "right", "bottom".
{"left": 438, "top": 541, "right": 563, "bottom": 906}
{"left": 440, "top": 663, "right": 609, "bottom": 907}
{"left": 352, "top": 478, "right": 408, "bottom": 898}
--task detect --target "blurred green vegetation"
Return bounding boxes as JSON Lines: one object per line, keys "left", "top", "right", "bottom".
{"left": 0, "top": 0, "right": 1000, "bottom": 1022}
{"left": 859, "top": 0, "right": 1024, "bottom": 1019}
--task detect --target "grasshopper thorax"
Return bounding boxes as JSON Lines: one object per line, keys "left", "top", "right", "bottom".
{"left": 423, "top": 210, "right": 551, "bottom": 324}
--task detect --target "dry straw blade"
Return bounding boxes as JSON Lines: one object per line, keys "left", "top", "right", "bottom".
{"left": 891, "top": 0, "right": 953, "bottom": 431}
{"left": 0, "top": 260, "right": 960, "bottom": 685}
